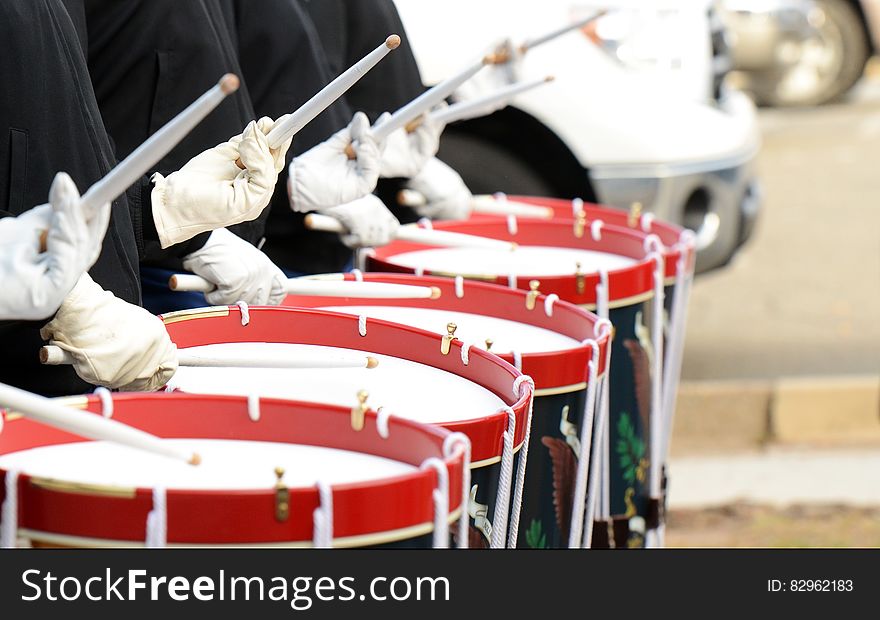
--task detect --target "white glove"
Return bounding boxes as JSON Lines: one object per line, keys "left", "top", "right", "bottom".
{"left": 182, "top": 228, "right": 287, "bottom": 305}
{"left": 321, "top": 195, "right": 400, "bottom": 249}
{"left": 151, "top": 117, "right": 291, "bottom": 249}
{"left": 0, "top": 172, "right": 110, "bottom": 321}
{"left": 377, "top": 110, "right": 444, "bottom": 178}
{"left": 40, "top": 274, "right": 178, "bottom": 391}
{"left": 405, "top": 158, "right": 473, "bottom": 221}
{"left": 287, "top": 112, "right": 381, "bottom": 212}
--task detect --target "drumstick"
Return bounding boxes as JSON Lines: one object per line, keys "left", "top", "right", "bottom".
{"left": 370, "top": 57, "right": 491, "bottom": 144}
{"left": 397, "top": 189, "right": 554, "bottom": 219}
{"left": 168, "top": 274, "right": 442, "bottom": 300}
{"left": 40, "top": 346, "right": 379, "bottom": 371}
{"left": 518, "top": 10, "right": 607, "bottom": 54}
{"left": 0, "top": 382, "right": 200, "bottom": 465}
{"left": 429, "top": 76, "right": 554, "bottom": 126}
{"left": 80, "top": 74, "right": 239, "bottom": 213}
{"left": 265, "top": 35, "right": 400, "bottom": 150}
{"left": 305, "top": 213, "right": 518, "bottom": 251}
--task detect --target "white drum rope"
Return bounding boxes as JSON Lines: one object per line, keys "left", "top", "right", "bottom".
{"left": 454, "top": 275, "right": 464, "bottom": 298}
{"left": 595, "top": 272, "right": 612, "bottom": 523}
{"left": 645, "top": 247, "right": 666, "bottom": 549}
{"left": 568, "top": 340, "right": 601, "bottom": 548}
{"left": 94, "top": 387, "right": 114, "bottom": 419}
{"left": 417, "top": 217, "right": 433, "bottom": 230}
{"left": 145, "top": 486, "right": 167, "bottom": 548}
{"left": 0, "top": 410, "right": 4, "bottom": 435}
{"left": 512, "top": 351, "right": 522, "bottom": 371}
{"left": 358, "top": 315, "right": 367, "bottom": 337}
{"left": 571, "top": 197, "right": 584, "bottom": 218}
{"left": 591, "top": 220, "right": 604, "bottom": 242}
{"left": 507, "top": 272, "right": 517, "bottom": 289}
{"left": 641, "top": 213, "right": 655, "bottom": 233}
{"left": 506, "top": 215, "right": 518, "bottom": 235}
{"left": 420, "top": 458, "right": 450, "bottom": 549}
{"left": 1, "top": 470, "right": 19, "bottom": 548}
{"left": 582, "top": 319, "right": 612, "bottom": 548}
{"left": 235, "top": 301, "right": 250, "bottom": 326}
{"left": 350, "top": 269, "right": 364, "bottom": 282}
{"left": 443, "top": 433, "right": 471, "bottom": 549}
{"left": 247, "top": 394, "right": 261, "bottom": 422}
{"left": 543, "top": 294, "right": 559, "bottom": 317}
{"left": 489, "top": 408, "right": 517, "bottom": 549}
{"left": 356, "top": 248, "right": 376, "bottom": 273}
{"left": 460, "top": 342, "right": 472, "bottom": 366}
{"left": 376, "top": 407, "right": 392, "bottom": 439}
{"left": 415, "top": 266, "right": 425, "bottom": 277}
{"left": 312, "top": 481, "right": 334, "bottom": 549}
{"left": 507, "top": 375, "right": 535, "bottom": 548}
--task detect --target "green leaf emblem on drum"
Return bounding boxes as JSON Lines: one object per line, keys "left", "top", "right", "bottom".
{"left": 616, "top": 412, "right": 646, "bottom": 485}
{"left": 525, "top": 519, "right": 547, "bottom": 549}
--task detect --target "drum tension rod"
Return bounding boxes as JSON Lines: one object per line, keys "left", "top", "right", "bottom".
{"left": 484, "top": 338, "right": 494, "bottom": 352}
{"left": 574, "top": 209, "right": 587, "bottom": 238}
{"left": 274, "top": 467, "right": 290, "bottom": 522}
{"left": 441, "top": 322, "right": 458, "bottom": 355}
{"left": 575, "top": 262, "right": 586, "bottom": 295}
{"left": 628, "top": 202, "right": 643, "bottom": 228}
{"left": 351, "top": 390, "right": 369, "bottom": 431}
{"left": 526, "top": 280, "right": 541, "bottom": 310}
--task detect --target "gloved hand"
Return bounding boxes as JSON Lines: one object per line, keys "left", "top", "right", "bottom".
{"left": 288, "top": 112, "right": 381, "bottom": 212}
{"left": 0, "top": 172, "right": 110, "bottom": 321}
{"left": 182, "top": 228, "right": 287, "bottom": 305}
{"left": 377, "top": 109, "right": 444, "bottom": 179}
{"left": 40, "top": 274, "right": 178, "bottom": 391}
{"left": 321, "top": 194, "right": 400, "bottom": 248}
{"left": 151, "top": 117, "right": 291, "bottom": 249}
{"left": 405, "top": 158, "right": 473, "bottom": 220}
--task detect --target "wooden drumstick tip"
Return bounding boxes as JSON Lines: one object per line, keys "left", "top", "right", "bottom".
{"left": 429, "top": 287, "right": 442, "bottom": 300}
{"left": 188, "top": 453, "right": 202, "bottom": 466}
{"left": 168, "top": 275, "right": 180, "bottom": 291}
{"left": 385, "top": 34, "right": 401, "bottom": 50}
{"left": 344, "top": 142, "right": 357, "bottom": 160}
{"left": 219, "top": 73, "right": 240, "bottom": 95}
{"left": 545, "top": 76, "right": 556, "bottom": 82}
{"left": 39, "top": 229, "right": 48, "bottom": 253}
{"left": 366, "top": 356, "right": 379, "bottom": 369}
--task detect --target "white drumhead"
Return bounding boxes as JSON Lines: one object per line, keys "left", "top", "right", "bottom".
{"left": 168, "top": 343, "right": 507, "bottom": 424}
{"left": 319, "top": 306, "right": 581, "bottom": 354}
{"left": 387, "top": 246, "right": 636, "bottom": 276}
{"left": 0, "top": 439, "right": 415, "bottom": 490}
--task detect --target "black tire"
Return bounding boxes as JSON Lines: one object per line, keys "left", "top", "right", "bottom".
{"left": 436, "top": 132, "right": 557, "bottom": 196}
{"left": 751, "top": 0, "right": 870, "bottom": 106}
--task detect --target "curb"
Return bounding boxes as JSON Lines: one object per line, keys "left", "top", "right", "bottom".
{"left": 670, "top": 375, "right": 880, "bottom": 456}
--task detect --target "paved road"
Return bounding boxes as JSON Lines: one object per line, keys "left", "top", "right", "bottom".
{"left": 682, "top": 77, "right": 880, "bottom": 381}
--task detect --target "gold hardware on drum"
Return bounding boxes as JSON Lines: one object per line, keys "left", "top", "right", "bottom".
{"left": 440, "top": 322, "right": 458, "bottom": 355}
{"left": 574, "top": 209, "right": 587, "bottom": 238}
{"left": 575, "top": 263, "right": 586, "bottom": 295}
{"left": 628, "top": 202, "right": 643, "bottom": 228}
{"left": 484, "top": 338, "right": 494, "bottom": 352}
{"left": 526, "top": 280, "right": 541, "bottom": 310}
{"left": 274, "top": 467, "right": 290, "bottom": 522}
{"left": 351, "top": 390, "right": 369, "bottom": 431}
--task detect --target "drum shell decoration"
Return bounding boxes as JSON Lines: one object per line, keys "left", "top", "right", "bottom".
{"left": 284, "top": 273, "right": 610, "bottom": 548}
{"left": 367, "top": 216, "right": 695, "bottom": 548}
{"left": 160, "top": 305, "right": 532, "bottom": 549}
{"left": 0, "top": 393, "right": 465, "bottom": 548}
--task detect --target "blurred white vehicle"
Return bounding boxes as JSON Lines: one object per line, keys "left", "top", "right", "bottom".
{"left": 394, "top": 0, "right": 762, "bottom": 271}
{"left": 724, "top": 0, "right": 877, "bottom": 106}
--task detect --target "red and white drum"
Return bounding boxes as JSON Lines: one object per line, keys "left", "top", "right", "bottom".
{"left": 366, "top": 213, "right": 695, "bottom": 548}
{"left": 282, "top": 273, "right": 611, "bottom": 548}
{"left": 0, "top": 392, "right": 466, "bottom": 548}
{"left": 159, "top": 305, "right": 532, "bottom": 549}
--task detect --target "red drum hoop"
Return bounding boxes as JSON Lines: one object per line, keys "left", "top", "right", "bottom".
{"left": 161, "top": 306, "right": 531, "bottom": 465}
{"left": 0, "top": 393, "right": 465, "bottom": 547}
{"left": 284, "top": 274, "right": 609, "bottom": 393}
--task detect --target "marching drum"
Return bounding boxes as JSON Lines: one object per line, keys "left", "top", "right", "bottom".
{"left": 283, "top": 273, "right": 611, "bottom": 548}
{"left": 367, "top": 215, "right": 696, "bottom": 548}
{"left": 160, "top": 305, "right": 533, "bottom": 549}
{"left": 0, "top": 392, "right": 467, "bottom": 548}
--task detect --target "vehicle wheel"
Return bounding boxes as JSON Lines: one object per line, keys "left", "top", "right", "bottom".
{"left": 436, "top": 132, "right": 557, "bottom": 196}
{"left": 751, "top": 0, "right": 869, "bottom": 106}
